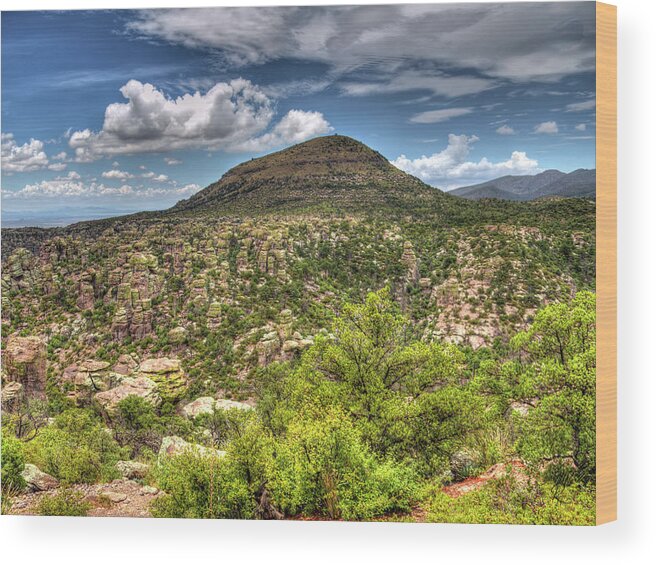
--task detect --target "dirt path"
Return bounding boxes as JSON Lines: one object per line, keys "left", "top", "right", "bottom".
{"left": 441, "top": 459, "right": 526, "bottom": 498}
{"left": 9, "top": 478, "right": 162, "bottom": 518}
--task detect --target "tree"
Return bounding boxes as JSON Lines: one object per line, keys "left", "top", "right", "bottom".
{"left": 511, "top": 291, "right": 596, "bottom": 479}
{"left": 283, "top": 288, "right": 484, "bottom": 473}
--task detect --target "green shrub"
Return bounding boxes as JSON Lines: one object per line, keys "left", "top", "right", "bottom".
{"left": 271, "top": 410, "right": 419, "bottom": 520}
{"left": 37, "top": 488, "right": 91, "bottom": 517}
{"left": 1, "top": 429, "right": 26, "bottom": 492}
{"left": 25, "top": 409, "right": 126, "bottom": 484}
{"left": 427, "top": 475, "right": 595, "bottom": 525}
{"left": 152, "top": 450, "right": 245, "bottom": 519}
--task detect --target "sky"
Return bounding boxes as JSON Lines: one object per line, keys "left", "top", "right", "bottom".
{"left": 1, "top": 3, "right": 596, "bottom": 226}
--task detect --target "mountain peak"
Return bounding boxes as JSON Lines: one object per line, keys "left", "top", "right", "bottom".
{"left": 172, "top": 135, "right": 437, "bottom": 214}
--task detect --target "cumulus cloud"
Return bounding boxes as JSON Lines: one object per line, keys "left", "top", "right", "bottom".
{"left": 534, "top": 121, "right": 559, "bottom": 134}
{"left": 164, "top": 157, "right": 182, "bottom": 165}
{"left": 391, "top": 133, "right": 541, "bottom": 188}
{"left": 575, "top": 123, "right": 587, "bottom": 131}
{"left": 1, "top": 133, "right": 50, "bottom": 173}
{"left": 68, "top": 79, "right": 330, "bottom": 160}
{"left": 409, "top": 108, "right": 473, "bottom": 124}
{"left": 496, "top": 125, "right": 516, "bottom": 135}
{"left": 142, "top": 171, "right": 169, "bottom": 182}
{"left": 234, "top": 109, "right": 332, "bottom": 152}
{"left": 127, "top": 4, "right": 595, "bottom": 83}
{"left": 102, "top": 169, "right": 134, "bottom": 181}
{"left": 4, "top": 172, "right": 201, "bottom": 200}
{"left": 566, "top": 99, "right": 596, "bottom": 112}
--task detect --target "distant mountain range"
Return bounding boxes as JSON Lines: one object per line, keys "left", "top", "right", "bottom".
{"left": 449, "top": 169, "right": 596, "bottom": 201}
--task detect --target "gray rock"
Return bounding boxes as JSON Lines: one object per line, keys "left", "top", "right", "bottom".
{"left": 21, "top": 463, "right": 59, "bottom": 492}
{"left": 182, "top": 396, "right": 252, "bottom": 419}
{"left": 116, "top": 460, "right": 150, "bottom": 480}
{"left": 99, "top": 490, "right": 128, "bottom": 503}
{"left": 158, "top": 436, "right": 226, "bottom": 461}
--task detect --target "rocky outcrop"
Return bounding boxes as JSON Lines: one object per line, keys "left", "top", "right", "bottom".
{"left": 3, "top": 336, "right": 47, "bottom": 397}
{"left": 181, "top": 396, "right": 253, "bottom": 419}
{"left": 21, "top": 464, "right": 59, "bottom": 492}
{"left": 158, "top": 436, "right": 226, "bottom": 460}
{"left": 167, "top": 326, "right": 188, "bottom": 345}
{"left": 112, "top": 354, "right": 138, "bottom": 376}
{"left": 95, "top": 376, "right": 161, "bottom": 417}
{"left": 1, "top": 381, "right": 23, "bottom": 408}
{"left": 137, "top": 358, "right": 187, "bottom": 402}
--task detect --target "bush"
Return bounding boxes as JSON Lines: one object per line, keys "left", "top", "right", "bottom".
{"left": 37, "top": 488, "right": 91, "bottom": 517}
{"left": 271, "top": 410, "right": 419, "bottom": 520}
{"left": 25, "top": 409, "right": 126, "bottom": 484}
{"left": 152, "top": 420, "right": 273, "bottom": 520}
{"left": 1, "top": 429, "right": 26, "bottom": 492}
{"left": 152, "top": 450, "right": 252, "bottom": 519}
{"left": 427, "top": 474, "right": 595, "bottom": 525}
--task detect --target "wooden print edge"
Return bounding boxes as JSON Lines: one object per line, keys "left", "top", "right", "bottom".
{"left": 595, "top": 1, "right": 617, "bottom": 525}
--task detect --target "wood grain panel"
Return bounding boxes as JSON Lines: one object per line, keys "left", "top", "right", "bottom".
{"left": 595, "top": 1, "right": 617, "bottom": 526}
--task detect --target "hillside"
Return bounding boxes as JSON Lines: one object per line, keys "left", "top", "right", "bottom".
{"left": 172, "top": 135, "right": 441, "bottom": 214}
{"left": 451, "top": 168, "right": 596, "bottom": 200}
{"left": 1, "top": 135, "right": 596, "bottom": 522}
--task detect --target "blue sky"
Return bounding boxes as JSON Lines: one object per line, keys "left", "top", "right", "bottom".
{"left": 1, "top": 3, "right": 596, "bottom": 225}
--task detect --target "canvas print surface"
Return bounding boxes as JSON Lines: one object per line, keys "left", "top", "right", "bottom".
{"left": 1, "top": 3, "right": 599, "bottom": 524}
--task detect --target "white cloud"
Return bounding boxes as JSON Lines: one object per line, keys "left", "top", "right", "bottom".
{"left": 47, "top": 162, "right": 68, "bottom": 172}
{"left": 142, "top": 171, "right": 169, "bottom": 182}
{"left": 534, "top": 121, "right": 559, "bottom": 134}
{"left": 127, "top": 4, "right": 595, "bottom": 83}
{"left": 102, "top": 169, "right": 134, "bottom": 181}
{"left": 409, "top": 108, "right": 473, "bottom": 124}
{"left": 53, "top": 152, "right": 68, "bottom": 161}
{"left": 1, "top": 133, "right": 50, "bottom": 173}
{"left": 341, "top": 71, "right": 496, "bottom": 98}
{"left": 164, "top": 157, "right": 182, "bottom": 165}
{"left": 68, "top": 79, "right": 329, "bottom": 160}
{"left": 496, "top": 125, "right": 516, "bottom": 135}
{"left": 391, "top": 133, "right": 541, "bottom": 188}
{"left": 575, "top": 123, "right": 587, "bottom": 131}
{"left": 234, "top": 109, "right": 332, "bottom": 152}
{"left": 4, "top": 174, "right": 201, "bottom": 200}
{"left": 566, "top": 99, "right": 596, "bottom": 112}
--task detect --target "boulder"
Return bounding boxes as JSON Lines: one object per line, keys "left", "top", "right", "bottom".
{"left": 95, "top": 376, "right": 161, "bottom": 417}
{"left": 138, "top": 358, "right": 187, "bottom": 402}
{"left": 21, "top": 463, "right": 59, "bottom": 492}
{"left": 99, "top": 490, "right": 128, "bottom": 503}
{"left": 4, "top": 336, "right": 47, "bottom": 397}
{"left": 112, "top": 354, "right": 138, "bottom": 376}
{"left": 182, "top": 396, "right": 253, "bottom": 419}
{"left": 214, "top": 399, "right": 253, "bottom": 412}
{"left": 116, "top": 460, "right": 150, "bottom": 480}
{"left": 158, "top": 436, "right": 226, "bottom": 461}
{"left": 167, "top": 326, "right": 188, "bottom": 345}
{"left": 181, "top": 397, "right": 216, "bottom": 419}
{"left": 61, "top": 360, "right": 115, "bottom": 398}
{"left": 1, "top": 381, "right": 23, "bottom": 406}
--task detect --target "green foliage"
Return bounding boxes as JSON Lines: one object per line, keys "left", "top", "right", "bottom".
{"left": 270, "top": 409, "right": 419, "bottom": 520}
{"left": 428, "top": 475, "right": 595, "bottom": 525}
{"left": 25, "top": 409, "right": 126, "bottom": 484}
{"left": 1, "top": 429, "right": 26, "bottom": 493}
{"left": 36, "top": 488, "right": 91, "bottom": 517}
{"left": 511, "top": 291, "right": 596, "bottom": 479}
{"left": 274, "top": 289, "right": 485, "bottom": 475}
